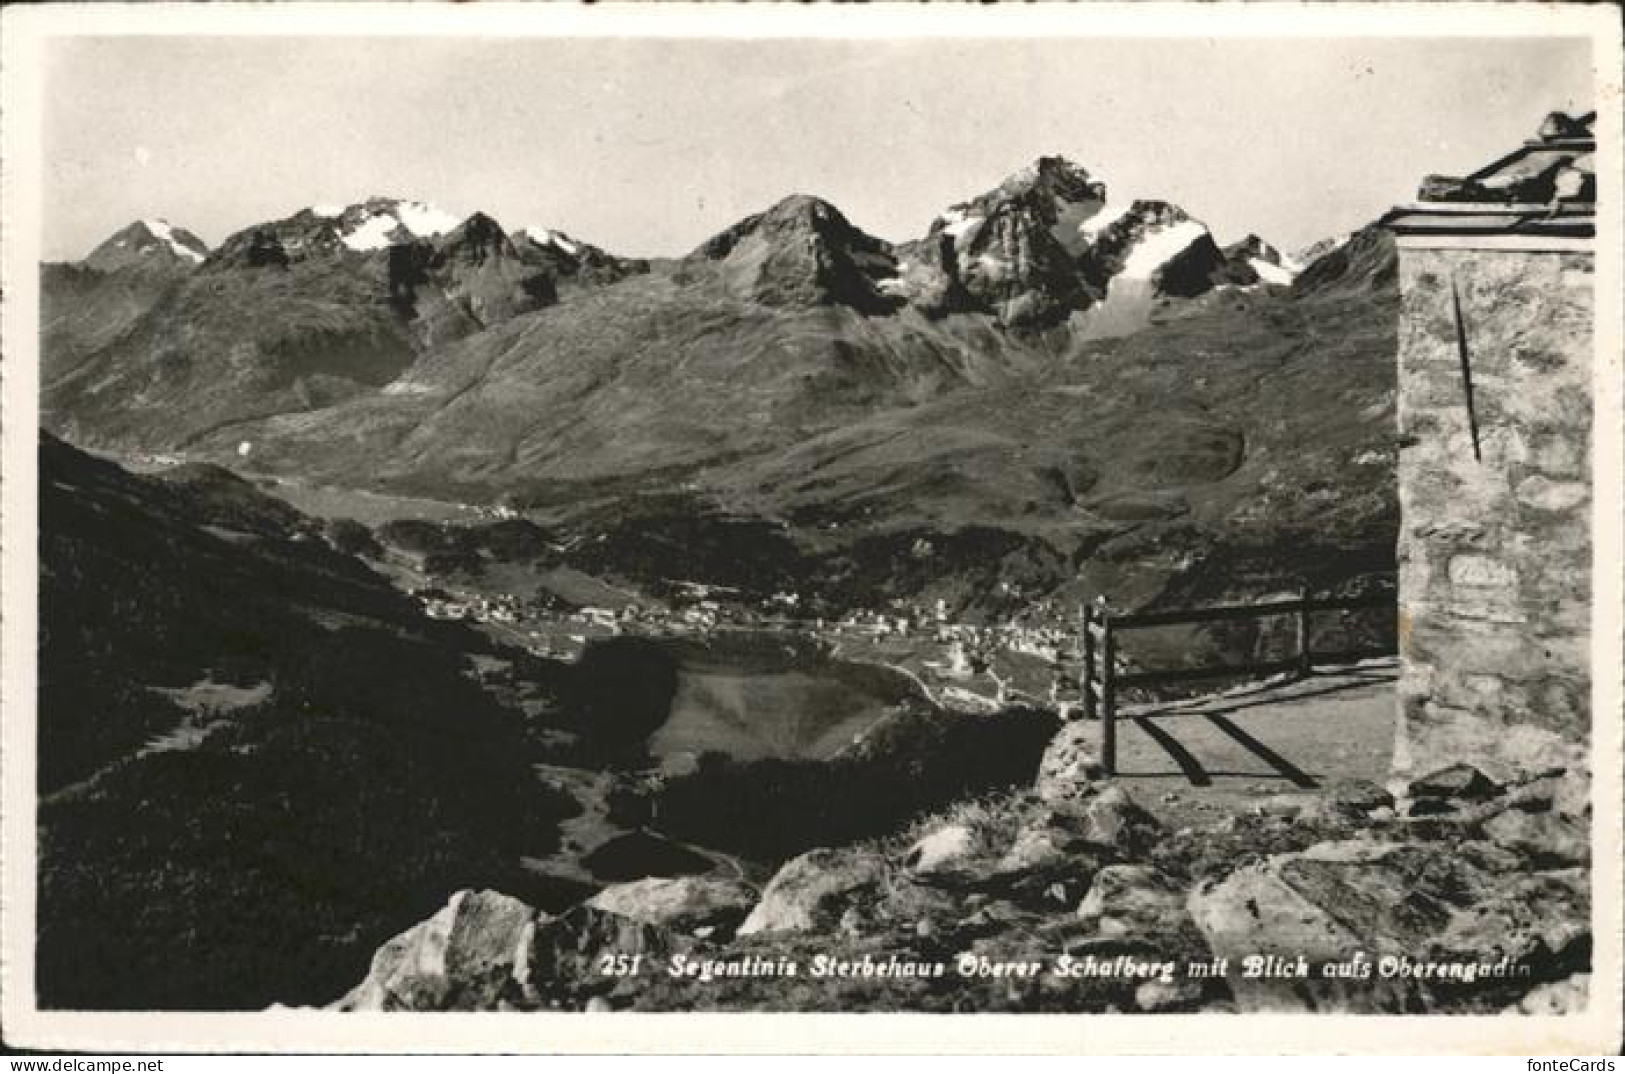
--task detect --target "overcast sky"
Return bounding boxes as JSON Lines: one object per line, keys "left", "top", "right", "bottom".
{"left": 41, "top": 33, "right": 1593, "bottom": 261}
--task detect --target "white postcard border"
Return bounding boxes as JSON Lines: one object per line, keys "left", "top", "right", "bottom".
{"left": 2, "top": 1, "right": 1621, "bottom": 1055}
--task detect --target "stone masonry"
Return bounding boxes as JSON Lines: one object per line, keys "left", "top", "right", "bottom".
{"left": 1395, "top": 248, "right": 1593, "bottom": 779}
{"left": 1389, "top": 121, "right": 1595, "bottom": 782}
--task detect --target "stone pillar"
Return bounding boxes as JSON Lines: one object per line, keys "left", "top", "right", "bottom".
{"left": 1394, "top": 246, "right": 1593, "bottom": 781}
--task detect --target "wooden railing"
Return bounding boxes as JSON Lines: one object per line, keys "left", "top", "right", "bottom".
{"left": 1079, "top": 587, "right": 1396, "bottom": 775}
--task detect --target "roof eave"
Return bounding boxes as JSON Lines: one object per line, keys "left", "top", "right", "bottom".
{"left": 1392, "top": 233, "right": 1595, "bottom": 253}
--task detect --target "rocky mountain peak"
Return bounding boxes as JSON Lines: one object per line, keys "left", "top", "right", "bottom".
{"left": 691, "top": 195, "right": 900, "bottom": 313}
{"left": 898, "top": 168, "right": 1237, "bottom": 328}
{"left": 1294, "top": 232, "right": 1352, "bottom": 269}
{"left": 879, "top": 159, "right": 1111, "bottom": 328}
{"left": 204, "top": 198, "right": 480, "bottom": 271}
{"left": 513, "top": 227, "right": 579, "bottom": 256}
{"left": 1225, "top": 233, "right": 1286, "bottom": 266}
{"left": 1072, "top": 200, "right": 1228, "bottom": 296}
{"left": 694, "top": 195, "right": 886, "bottom": 261}
{"left": 1219, "top": 234, "right": 1299, "bottom": 288}
{"left": 994, "top": 155, "right": 1107, "bottom": 203}
{"left": 511, "top": 227, "right": 647, "bottom": 287}
{"left": 761, "top": 193, "right": 851, "bottom": 228}
{"left": 83, "top": 219, "right": 209, "bottom": 273}
{"left": 326, "top": 197, "right": 464, "bottom": 251}
{"left": 432, "top": 212, "right": 515, "bottom": 267}
{"left": 925, "top": 159, "right": 1106, "bottom": 252}
{"left": 1291, "top": 224, "right": 1396, "bottom": 298}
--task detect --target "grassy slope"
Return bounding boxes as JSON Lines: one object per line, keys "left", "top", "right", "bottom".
{"left": 547, "top": 276, "right": 1398, "bottom": 619}
{"left": 36, "top": 435, "right": 575, "bottom": 1009}
{"left": 39, "top": 262, "right": 189, "bottom": 384}
{"left": 43, "top": 256, "right": 420, "bottom": 450}
{"left": 173, "top": 264, "right": 1058, "bottom": 490}
{"left": 179, "top": 248, "right": 1397, "bottom": 624}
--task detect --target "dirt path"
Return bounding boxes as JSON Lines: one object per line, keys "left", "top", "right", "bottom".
{"left": 1111, "top": 657, "right": 1398, "bottom": 828}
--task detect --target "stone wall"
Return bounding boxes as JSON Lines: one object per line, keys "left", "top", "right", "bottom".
{"left": 1395, "top": 246, "right": 1593, "bottom": 781}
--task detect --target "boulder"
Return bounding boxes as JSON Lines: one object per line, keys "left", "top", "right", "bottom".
{"left": 1506, "top": 974, "right": 1589, "bottom": 1015}
{"left": 971, "top": 808, "right": 1107, "bottom": 909}
{"left": 1151, "top": 811, "right": 1353, "bottom": 886}
{"left": 1322, "top": 779, "right": 1395, "bottom": 817}
{"left": 1406, "top": 797, "right": 1458, "bottom": 818}
{"left": 1408, "top": 764, "right": 1502, "bottom": 802}
{"left": 1254, "top": 794, "right": 1315, "bottom": 819}
{"left": 1454, "top": 839, "right": 1527, "bottom": 876}
{"left": 334, "top": 889, "right": 541, "bottom": 1012}
{"left": 995, "top": 825, "right": 1072, "bottom": 875}
{"left": 954, "top": 905, "right": 1016, "bottom": 941}
{"left": 587, "top": 876, "right": 759, "bottom": 936}
{"left": 1035, "top": 720, "right": 1105, "bottom": 800}
{"left": 903, "top": 824, "right": 981, "bottom": 875}
{"left": 737, "top": 848, "right": 888, "bottom": 937}
{"left": 1188, "top": 840, "right": 1500, "bottom": 1012}
{"left": 1255, "top": 784, "right": 1385, "bottom": 828}
{"left": 1517, "top": 768, "right": 1591, "bottom": 820}
{"left": 1077, "top": 786, "right": 1163, "bottom": 858}
{"left": 1431, "top": 869, "right": 1590, "bottom": 974}
{"left": 525, "top": 904, "right": 685, "bottom": 1003}
{"left": 1480, "top": 807, "right": 1589, "bottom": 868}
{"left": 1189, "top": 863, "right": 1366, "bottom": 1012}
{"left": 1076, "top": 865, "right": 1188, "bottom": 939}
{"left": 837, "top": 904, "right": 875, "bottom": 939}
{"left": 1133, "top": 976, "right": 1208, "bottom": 1013}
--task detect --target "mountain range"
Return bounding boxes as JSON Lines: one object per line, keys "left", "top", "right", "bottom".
{"left": 40, "top": 156, "right": 1397, "bottom": 617}
{"left": 44, "top": 158, "right": 1302, "bottom": 446}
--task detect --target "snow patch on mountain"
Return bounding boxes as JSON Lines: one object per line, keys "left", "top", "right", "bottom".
{"left": 1079, "top": 201, "right": 1134, "bottom": 240}
{"left": 1118, "top": 220, "right": 1208, "bottom": 280}
{"left": 341, "top": 200, "right": 462, "bottom": 251}
{"left": 396, "top": 202, "right": 462, "bottom": 239}
{"left": 141, "top": 219, "right": 206, "bottom": 263}
{"left": 1049, "top": 197, "right": 1108, "bottom": 257}
{"left": 342, "top": 215, "right": 402, "bottom": 252}
{"left": 1248, "top": 257, "right": 1295, "bottom": 287}
{"left": 974, "top": 251, "right": 1015, "bottom": 281}
{"left": 519, "top": 227, "right": 581, "bottom": 256}
{"left": 940, "top": 209, "right": 984, "bottom": 241}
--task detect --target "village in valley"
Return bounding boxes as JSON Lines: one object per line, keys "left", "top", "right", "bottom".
{"left": 404, "top": 558, "right": 1077, "bottom": 712}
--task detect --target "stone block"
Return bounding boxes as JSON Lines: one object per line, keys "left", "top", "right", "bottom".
{"left": 1447, "top": 555, "right": 1516, "bottom": 589}
{"left": 1515, "top": 476, "right": 1589, "bottom": 512}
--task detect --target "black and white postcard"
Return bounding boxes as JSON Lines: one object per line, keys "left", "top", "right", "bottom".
{"left": 2, "top": 2, "right": 1620, "bottom": 1055}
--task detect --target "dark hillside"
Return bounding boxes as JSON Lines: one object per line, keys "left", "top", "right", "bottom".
{"left": 36, "top": 435, "right": 573, "bottom": 1009}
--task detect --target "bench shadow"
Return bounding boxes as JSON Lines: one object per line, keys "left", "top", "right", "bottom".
{"left": 1120, "top": 713, "right": 1318, "bottom": 787}
{"left": 1127, "top": 714, "right": 1213, "bottom": 786}
{"left": 1202, "top": 712, "right": 1318, "bottom": 788}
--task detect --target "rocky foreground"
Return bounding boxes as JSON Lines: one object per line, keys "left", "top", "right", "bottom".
{"left": 332, "top": 720, "right": 1591, "bottom": 1015}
